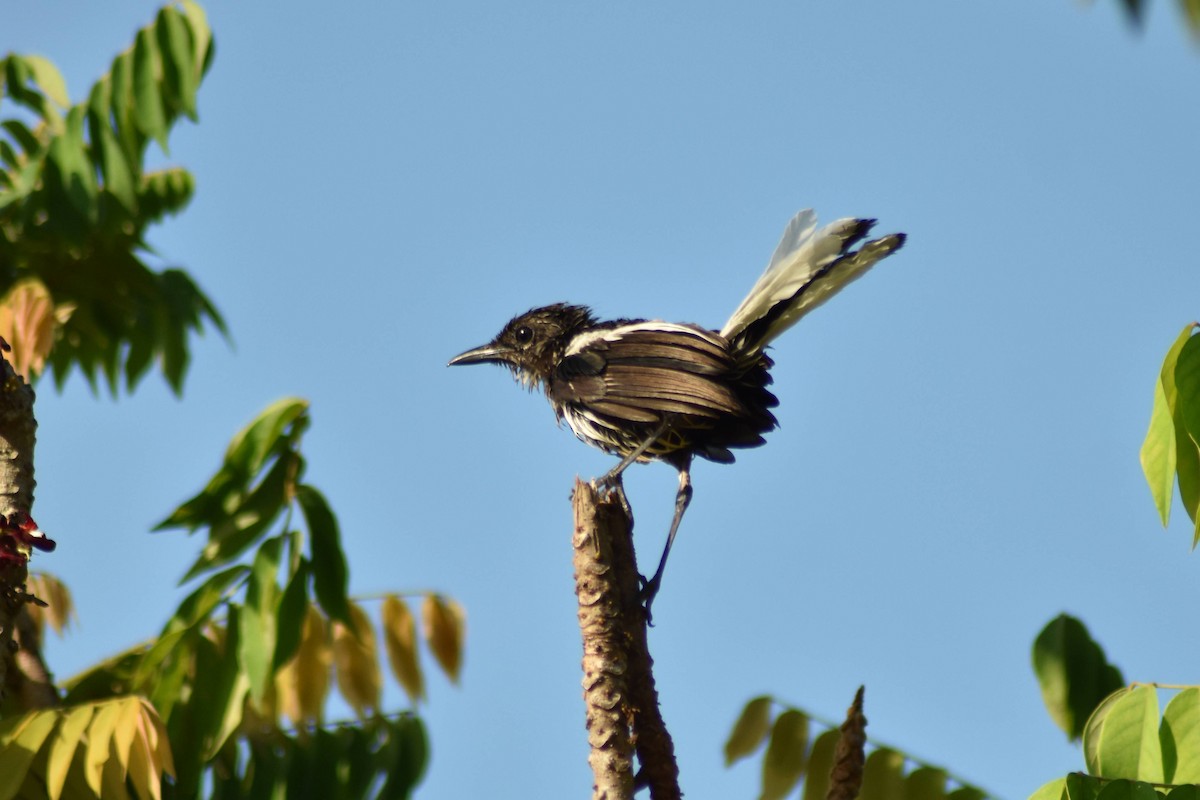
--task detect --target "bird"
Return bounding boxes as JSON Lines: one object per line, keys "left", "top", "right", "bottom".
{"left": 448, "top": 209, "right": 906, "bottom": 617}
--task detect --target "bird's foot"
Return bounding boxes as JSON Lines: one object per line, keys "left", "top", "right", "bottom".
{"left": 592, "top": 473, "right": 632, "bottom": 521}
{"left": 637, "top": 573, "right": 661, "bottom": 626}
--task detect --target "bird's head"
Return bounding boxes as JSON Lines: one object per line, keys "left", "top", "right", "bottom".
{"left": 448, "top": 303, "right": 596, "bottom": 390}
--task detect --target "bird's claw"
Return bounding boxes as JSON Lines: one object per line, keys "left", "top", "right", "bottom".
{"left": 637, "top": 573, "right": 661, "bottom": 626}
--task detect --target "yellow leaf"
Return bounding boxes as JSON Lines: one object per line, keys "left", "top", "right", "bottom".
{"left": 0, "top": 709, "right": 59, "bottom": 800}
{"left": 111, "top": 696, "right": 142, "bottom": 778}
{"left": 0, "top": 279, "right": 59, "bottom": 380}
{"left": 22, "top": 54, "right": 70, "bottom": 107}
{"left": 25, "top": 572, "right": 75, "bottom": 637}
{"left": 125, "top": 709, "right": 157, "bottom": 800}
{"left": 85, "top": 700, "right": 126, "bottom": 794}
{"left": 45, "top": 704, "right": 94, "bottom": 800}
{"left": 139, "top": 698, "right": 174, "bottom": 779}
{"left": 332, "top": 601, "right": 381, "bottom": 718}
{"left": 381, "top": 595, "right": 424, "bottom": 703}
{"left": 278, "top": 606, "right": 331, "bottom": 726}
{"left": 421, "top": 594, "right": 466, "bottom": 683}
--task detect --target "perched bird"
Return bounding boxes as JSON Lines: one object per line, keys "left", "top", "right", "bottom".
{"left": 449, "top": 209, "right": 905, "bottom": 615}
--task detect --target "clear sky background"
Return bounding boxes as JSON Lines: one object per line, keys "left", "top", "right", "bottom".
{"left": 5, "top": 1, "right": 1200, "bottom": 798}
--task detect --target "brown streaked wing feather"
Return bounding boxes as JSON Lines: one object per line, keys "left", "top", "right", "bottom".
{"left": 604, "top": 329, "right": 732, "bottom": 374}
{"left": 587, "top": 399, "right": 668, "bottom": 423}
{"left": 550, "top": 324, "right": 750, "bottom": 434}
{"left": 602, "top": 365, "right": 741, "bottom": 417}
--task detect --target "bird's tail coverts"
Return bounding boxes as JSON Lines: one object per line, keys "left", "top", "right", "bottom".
{"left": 720, "top": 210, "right": 906, "bottom": 358}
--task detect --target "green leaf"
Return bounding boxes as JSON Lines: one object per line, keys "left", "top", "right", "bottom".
{"left": 240, "top": 534, "right": 285, "bottom": 703}
{"left": 379, "top": 715, "right": 430, "bottom": 800}
{"left": 200, "top": 616, "right": 247, "bottom": 759}
{"left": 1094, "top": 781, "right": 1164, "bottom": 800}
{"left": 45, "top": 104, "right": 99, "bottom": 229}
{"left": 136, "top": 564, "right": 246, "bottom": 690}
{"left": 1065, "top": 772, "right": 1103, "bottom": 800}
{"left": 274, "top": 559, "right": 311, "bottom": 670}
{"left": 760, "top": 709, "right": 808, "bottom": 800}
{"left": 1086, "top": 688, "right": 1130, "bottom": 775}
{"left": 1029, "top": 778, "right": 1067, "bottom": 800}
{"left": 20, "top": 53, "right": 69, "bottom": 108}
{"left": 132, "top": 28, "right": 168, "bottom": 150}
{"left": 155, "top": 6, "right": 197, "bottom": 118}
{"left": 1143, "top": 369, "right": 1180, "bottom": 528}
{"left": 225, "top": 397, "right": 310, "bottom": 480}
{"left": 173, "top": 564, "right": 248, "bottom": 628}
{"left": 1174, "top": 332, "right": 1200, "bottom": 543}
{"left": 2, "top": 119, "right": 42, "bottom": 156}
{"left": 285, "top": 728, "right": 342, "bottom": 800}
{"left": 1033, "top": 613, "right": 1125, "bottom": 740}
{"left": 1168, "top": 327, "right": 1199, "bottom": 529}
{"left": 724, "top": 695, "right": 773, "bottom": 766}
{"left": 801, "top": 729, "right": 840, "bottom": 800}
{"left": 1088, "top": 685, "right": 1163, "bottom": 782}
{"left": 7, "top": 56, "right": 62, "bottom": 129}
{"left": 87, "top": 83, "right": 138, "bottom": 215}
{"left": 154, "top": 461, "right": 243, "bottom": 532}
{"left": 860, "top": 748, "right": 906, "bottom": 800}
{"left": 1175, "top": 329, "right": 1200, "bottom": 436}
{"left": 948, "top": 787, "right": 987, "bottom": 800}
{"left": 339, "top": 725, "right": 377, "bottom": 800}
{"left": 243, "top": 739, "right": 285, "bottom": 799}
{"left": 181, "top": 1, "right": 214, "bottom": 76}
{"left": 904, "top": 767, "right": 947, "bottom": 800}
{"left": 1167, "top": 786, "right": 1200, "bottom": 800}
{"left": 178, "top": 452, "right": 295, "bottom": 583}
{"left": 108, "top": 49, "right": 142, "bottom": 166}
{"left": 1161, "top": 687, "right": 1200, "bottom": 784}
{"left": 298, "top": 484, "right": 351, "bottom": 624}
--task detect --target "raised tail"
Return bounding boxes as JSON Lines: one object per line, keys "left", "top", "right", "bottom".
{"left": 720, "top": 209, "right": 906, "bottom": 358}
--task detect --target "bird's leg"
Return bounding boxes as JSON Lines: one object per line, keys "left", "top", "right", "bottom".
{"left": 594, "top": 418, "right": 673, "bottom": 490}
{"left": 640, "top": 460, "right": 693, "bottom": 622}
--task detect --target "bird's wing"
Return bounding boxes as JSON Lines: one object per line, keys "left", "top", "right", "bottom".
{"left": 552, "top": 322, "right": 742, "bottom": 423}
{"left": 720, "top": 210, "right": 905, "bottom": 355}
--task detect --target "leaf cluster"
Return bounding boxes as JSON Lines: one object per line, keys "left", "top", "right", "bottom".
{"left": 1033, "top": 685, "right": 1200, "bottom": 800}
{"left": 55, "top": 399, "right": 457, "bottom": 798}
{"left": 1034, "top": 777, "right": 1198, "bottom": 800}
{"left": 0, "top": 1, "right": 225, "bottom": 394}
{"left": 1032, "top": 684, "right": 1200, "bottom": 797}
{"left": 1141, "top": 323, "right": 1200, "bottom": 547}
{"left": 207, "top": 714, "right": 427, "bottom": 800}
{"left": 0, "top": 696, "right": 171, "bottom": 800}
{"left": 723, "top": 696, "right": 990, "bottom": 800}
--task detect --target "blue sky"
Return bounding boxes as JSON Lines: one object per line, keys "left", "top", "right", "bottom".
{"left": 6, "top": 1, "right": 1200, "bottom": 798}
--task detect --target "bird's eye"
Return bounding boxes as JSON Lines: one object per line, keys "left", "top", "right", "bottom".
{"left": 514, "top": 326, "right": 534, "bottom": 345}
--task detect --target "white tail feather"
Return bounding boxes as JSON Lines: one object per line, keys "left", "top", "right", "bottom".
{"left": 720, "top": 209, "right": 904, "bottom": 355}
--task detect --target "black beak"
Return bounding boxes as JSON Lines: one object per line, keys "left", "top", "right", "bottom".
{"left": 448, "top": 343, "right": 509, "bottom": 367}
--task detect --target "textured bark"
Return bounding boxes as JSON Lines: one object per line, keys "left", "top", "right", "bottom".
{"left": 572, "top": 480, "right": 679, "bottom": 800}
{"left": 827, "top": 686, "right": 867, "bottom": 800}
{"left": 0, "top": 357, "right": 54, "bottom": 712}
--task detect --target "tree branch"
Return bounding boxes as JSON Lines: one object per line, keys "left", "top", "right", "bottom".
{"left": 0, "top": 353, "right": 55, "bottom": 712}
{"left": 572, "top": 480, "right": 679, "bottom": 800}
